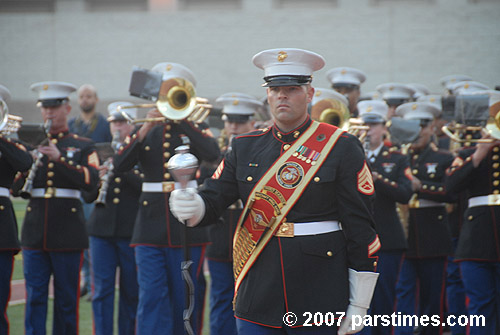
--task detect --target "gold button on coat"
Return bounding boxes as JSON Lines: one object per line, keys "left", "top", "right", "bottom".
{"left": 326, "top": 251, "right": 333, "bottom": 257}
{"left": 115, "top": 177, "right": 121, "bottom": 183}
{"left": 246, "top": 176, "right": 253, "bottom": 182}
{"left": 71, "top": 208, "right": 77, "bottom": 213}
{"left": 113, "top": 198, "right": 120, "bottom": 204}
{"left": 314, "top": 177, "right": 320, "bottom": 182}
{"left": 143, "top": 201, "right": 148, "bottom": 206}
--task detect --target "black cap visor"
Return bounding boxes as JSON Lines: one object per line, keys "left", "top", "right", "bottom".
{"left": 385, "top": 98, "right": 409, "bottom": 107}
{"left": 263, "top": 75, "right": 312, "bottom": 87}
{"left": 37, "top": 98, "right": 68, "bottom": 108}
{"left": 222, "top": 114, "right": 252, "bottom": 123}
{"left": 361, "top": 114, "right": 386, "bottom": 124}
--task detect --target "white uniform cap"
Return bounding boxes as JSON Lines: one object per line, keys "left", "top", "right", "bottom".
{"left": 450, "top": 81, "right": 490, "bottom": 96}
{"left": 30, "top": 81, "right": 77, "bottom": 107}
{"left": 151, "top": 62, "right": 197, "bottom": 87}
{"left": 216, "top": 92, "right": 263, "bottom": 122}
{"left": 358, "top": 100, "right": 389, "bottom": 123}
{"left": 107, "top": 101, "right": 137, "bottom": 122}
{"left": 396, "top": 102, "right": 441, "bottom": 121}
{"left": 440, "top": 74, "right": 473, "bottom": 90}
{"left": 0, "top": 85, "right": 11, "bottom": 102}
{"left": 417, "top": 94, "right": 442, "bottom": 111}
{"left": 325, "top": 67, "right": 366, "bottom": 88}
{"left": 252, "top": 48, "right": 325, "bottom": 87}
{"left": 376, "top": 83, "right": 416, "bottom": 101}
{"left": 312, "top": 88, "right": 348, "bottom": 107}
{"left": 408, "top": 83, "right": 430, "bottom": 99}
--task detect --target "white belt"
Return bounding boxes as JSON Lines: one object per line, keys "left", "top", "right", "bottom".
{"left": 142, "top": 180, "right": 197, "bottom": 193}
{"left": 0, "top": 187, "right": 10, "bottom": 198}
{"left": 469, "top": 194, "right": 500, "bottom": 207}
{"left": 409, "top": 199, "right": 445, "bottom": 208}
{"left": 31, "top": 188, "right": 81, "bottom": 199}
{"left": 276, "top": 220, "right": 341, "bottom": 237}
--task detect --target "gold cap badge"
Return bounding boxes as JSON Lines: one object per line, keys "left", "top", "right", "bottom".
{"left": 277, "top": 51, "right": 288, "bottom": 62}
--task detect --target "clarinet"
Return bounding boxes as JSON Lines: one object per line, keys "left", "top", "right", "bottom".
{"left": 95, "top": 131, "right": 121, "bottom": 207}
{"left": 20, "top": 119, "right": 52, "bottom": 199}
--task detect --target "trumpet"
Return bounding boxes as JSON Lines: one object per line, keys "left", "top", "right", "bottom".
{"left": 119, "top": 78, "right": 212, "bottom": 124}
{"left": 441, "top": 92, "right": 500, "bottom": 144}
{"left": 0, "top": 100, "right": 23, "bottom": 135}
{"left": 347, "top": 117, "right": 370, "bottom": 141}
{"left": 441, "top": 113, "right": 500, "bottom": 144}
{"left": 20, "top": 119, "right": 52, "bottom": 199}
{"left": 95, "top": 131, "right": 121, "bottom": 207}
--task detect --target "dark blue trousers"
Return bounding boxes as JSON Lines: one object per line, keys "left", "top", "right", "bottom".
{"left": 362, "top": 251, "right": 404, "bottom": 335}
{"left": 207, "top": 259, "right": 237, "bottom": 335}
{"left": 0, "top": 251, "right": 15, "bottom": 335}
{"left": 394, "top": 257, "right": 447, "bottom": 335}
{"left": 23, "top": 249, "right": 82, "bottom": 335}
{"left": 134, "top": 245, "right": 205, "bottom": 335}
{"left": 89, "top": 236, "right": 138, "bottom": 335}
{"left": 236, "top": 318, "right": 337, "bottom": 334}
{"left": 446, "top": 238, "right": 467, "bottom": 335}
{"left": 460, "top": 261, "right": 500, "bottom": 335}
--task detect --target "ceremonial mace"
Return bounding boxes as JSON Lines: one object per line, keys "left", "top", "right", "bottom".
{"left": 167, "top": 145, "right": 199, "bottom": 335}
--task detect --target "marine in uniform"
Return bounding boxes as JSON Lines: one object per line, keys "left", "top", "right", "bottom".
{"left": 84, "top": 102, "right": 141, "bottom": 335}
{"left": 376, "top": 83, "right": 415, "bottom": 120}
{"left": 205, "top": 92, "right": 262, "bottom": 335}
{"left": 393, "top": 102, "right": 455, "bottom": 335}
{"left": 445, "top": 89, "right": 500, "bottom": 335}
{"left": 112, "top": 62, "right": 220, "bottom": 335}
{"left": 326, "top": 67, "right": 366, "bottom": 118}
{"left": 357, "top": 100, "right": 413, "bottom": 335}
{"left": 170, "top": 48, "right": 381, "bottom": 335}
{"left": 0, "top": 85, "right": 33, "bottom": 335}
{"left": 13, "top": 82, "right": 100, "bottom": 334}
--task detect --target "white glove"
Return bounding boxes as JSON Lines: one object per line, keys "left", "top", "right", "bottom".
{"left": 169, "top": 188, "right": 205, "bottom": 227}
{"left": 338, "top": 268, "right": 379, "bottom": 335}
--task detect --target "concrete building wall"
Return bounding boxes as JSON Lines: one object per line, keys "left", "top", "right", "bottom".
{"left": 1, "top": 0, "right": 499, "bottom": 122}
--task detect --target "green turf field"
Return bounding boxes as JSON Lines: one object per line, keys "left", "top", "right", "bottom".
{"left": 8, "top": 198, "right": 211, "bottom": 334}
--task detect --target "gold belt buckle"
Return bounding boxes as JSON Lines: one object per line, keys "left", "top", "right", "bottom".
{"left": 44, "top": 187, "right": 55, "bottom": 198}
{"left": 162, "top": 182, "right": 175, "bottom": 193}
{"left": 275, "top": 222, "right": 294, "bottom": 237}
{"left": 490, "top": 194, "right": 500, "bottom": 205}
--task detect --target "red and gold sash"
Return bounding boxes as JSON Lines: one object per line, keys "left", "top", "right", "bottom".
{"left": 233, "top": 121, "right": 344, "bottom": 296}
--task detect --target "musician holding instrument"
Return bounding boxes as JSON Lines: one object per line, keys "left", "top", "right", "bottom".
{"left": 445, "top": 89, "right": 500, "bottom": 335}
{"left": 205, "top": 92, "right": 261, "bottom": 335}
{"left": 393, "top": 102, "right": 455, "bottom": 335}
{"left": 84, "top": 102, "right": 140, "bottom": 335}
{"left": 112, "top": 62, "right": 220, "bottom": 334}
{"left": 170, "top": 48, "right": 380, "bottom": 335}
{"left": 13, "top": 82, "right": 100, "bottom": 335}
{"left": 356, "top": 100, "right": 413, "bottom": 335}
{"left": 0, "top": 85, "right": 32, "bottom": 335}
